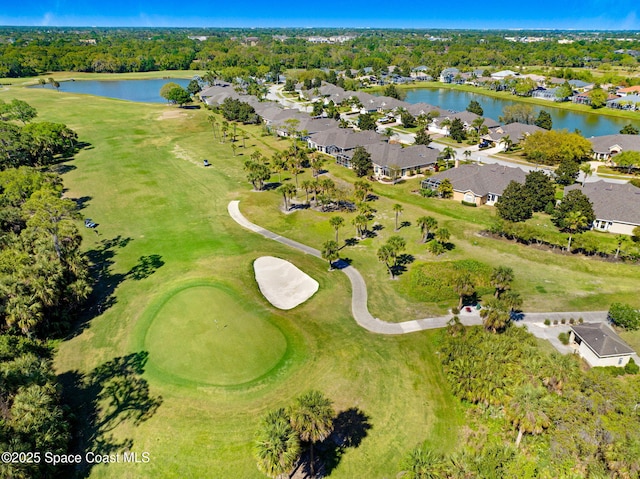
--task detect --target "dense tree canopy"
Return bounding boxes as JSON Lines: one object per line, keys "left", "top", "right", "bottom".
{"left": 522, "top": 130, "right": 592, "bottom": 165}
{"left": 496, "top": 181, "right": 532, "bottom": 222}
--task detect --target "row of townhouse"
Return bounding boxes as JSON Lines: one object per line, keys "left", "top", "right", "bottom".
{"left": 421, "top": 162, "right": 640, "bottom": 236}
{"left": 199, "top": 82, "right": 640, "bottom": 236}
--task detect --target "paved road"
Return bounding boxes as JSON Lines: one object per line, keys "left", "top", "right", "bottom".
{"left": 227, "top": 200, "right": 610, "bottom": 337}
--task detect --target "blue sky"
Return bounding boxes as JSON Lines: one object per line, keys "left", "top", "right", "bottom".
{"left": 1, "top": 0, "right": 639, "bottom": 30}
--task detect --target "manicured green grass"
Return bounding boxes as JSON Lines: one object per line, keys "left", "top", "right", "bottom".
{"left": 139, "top": 282, "right": 288, "bottom": 387}
{"left": 8, "top": 79, "right": 463, "bottom": 478}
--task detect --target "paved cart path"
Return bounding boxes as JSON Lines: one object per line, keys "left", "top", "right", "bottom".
{"left": 228, "top": 200, "right": 609, "bottom": 335}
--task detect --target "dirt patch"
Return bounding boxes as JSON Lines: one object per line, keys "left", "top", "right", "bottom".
{"left": 172, "top": 145, "right": 202, "bottom": 167}
{"left": 158, "top": 109, "right": 187, "bottom": 120}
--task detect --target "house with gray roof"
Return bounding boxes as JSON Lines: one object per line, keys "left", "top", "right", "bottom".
{"left": 589, "top": 134, "right": 640, "bottom": 161}
{"left": 430, "top": 111, "right": 500, "bottom": 135}
{"left": 565, "top": 181, "right": 640, "bottom": 235}
{"left": 421, "top": 163, "right": 527, "bottom": 206}
{"left": 365, "top": 143, "right": 439, "bottom": 180}
{"left": 606, "top": 94, "right": 640, "bottom": 111}
{"left": 483, "top": 122, "right": 545, "bottom": 150}
{"left": 307, "top": 127, "right": 383, "bottom": 166}
{"left": 569, "top": 323, "right": 635, "bottom": 367}
{"left": 531, "top": 87, "right": 565, "bottom": 101}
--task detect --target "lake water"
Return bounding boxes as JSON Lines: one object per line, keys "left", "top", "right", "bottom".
{"left": 403, "top": 87, "right": 638, "bottom": 138}
{"left": 33, "top": 78, "right": 192, "bottom": 103}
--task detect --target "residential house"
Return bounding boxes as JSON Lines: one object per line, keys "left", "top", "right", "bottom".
{"left": 565, "top": 181, "right": 640, "bottom": 235}
{"left": 430, "top": 111, "right": 499, "bottom": 135}
{"left": 616, "top": 85, "right": 640, "bottom": 97}
{"left": 589, "top": 134, "right": 640, "bottom": 161}
{"left": 411, "top": 66, "right": 432, "bottom": 81}
{"left": 491, "top": 70, "right": 519, "bottom": 80}
{"left": 365, "top": 143, "right": 439, "bottom": 180}
{"left": 439, "top": 68, "right": 462, "bottom": 84}
{"left": 531, "top": 87, "right": 565, "bottom": 101}
{"left": 568, "top": 79, "right": 594, "bottom": 92}
{"left": 307, "top": 127, "right": 383, "bottom": 167}
{"left": 569, "top": 323, "right": 635, "bottom": 367}
{"left": 482, "top": 122, "right": 545, "bottom": 150}
{"left": 606, "top": 94, "right": 640, "bottom": 110}
{"left": 421, "top": 163, "right": 526, "bottom": 206}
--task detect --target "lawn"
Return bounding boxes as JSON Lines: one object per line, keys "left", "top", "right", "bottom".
{"left": 7, "top": 81, "right": 463, "bottom": 478}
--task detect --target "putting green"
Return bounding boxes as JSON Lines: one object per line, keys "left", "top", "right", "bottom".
{"left": 143, "top": 284, "right": 288, "bottom": 386}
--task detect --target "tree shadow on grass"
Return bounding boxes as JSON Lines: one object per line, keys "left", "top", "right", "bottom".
{"left": 128, "top": 254, "right": 165, "bottom": 280}
{"left": 69, "top": 239, "right": 165, "bottom": 338}
{"left": 319, "top": 408, "right": 372, "bottom": 475}
{"left": 68, "top": 236, "right": 132, "bottom": 338}
{"left": 390, "top": 253, "right": 415, "bottom": 278}
{"left": 59, "top": 351, "right": 163, "bottom": 479}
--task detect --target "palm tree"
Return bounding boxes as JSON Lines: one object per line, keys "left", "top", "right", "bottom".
{"left": 501, "top": 134, "right": 513, "bottom": 152}
{"left": 505, "top": 385, "right": 551, "bottom": 448}
{"left": 378, "top": 244, "right": 395, "bottom": 279}
{"left": 301, "top": 179, "right": 314, "bottom": 204}
{"left": 321, "top": 240, "right": 340, "bottom": 270}
{"left": 453, "top": 272, "right": 475, "bottom": 310}
{"left": 329, "top": 216, "right": 345, "bottom": 243}
{"left": 309, "top": 153, "right": 325, "bottom": 178}
{"left": 392, "top": 203, "right": 403, "bottom": 231}
{"left": 614, "top": 234, "right": 627, "bottom": 259}
{"left": 221, "top": 121, "right": 229, "bottom": 143}
{"left": 277, "top": 184, "right": 297, "bottom": 211}
{"left": 480, "top": 298, "right": 511, "bottom": 334}
{"left": 399, "top": 446, "right": 447, "bottom": 479}
{"left": 416, "top": 216, "right": 438, "bottom": 243}
{"left": 206, "top": 115, "right": 218, "bottom": 139}
{"left": 288, "top": 390, "right": 334, "bottom": 476}
{"left": 580, "top": 163, "right": 593, "bottom": 186}
{"left": 352, "top": 214, "right": 368, "bottom": 238}
{"left": 271, "top": 152, "right": 287, "bottom": 183}
{"left": 563, "top": 210, "right": 588, "bottom": 252}
{"left": 490, "top": 266, "right": 514, "bottom": 298}
{"left": 441, "top": 146, "right": 456, "bottom": 168}
{"left": 231, "top": 143, "right": 238, "bottom": 157}
{"left": 435, "top": 227, "right": 450, "bottom": 245}
{"left": 463, "top": 150, "right": 472, "bottom": 161}
{"left": 254, "top": 408, "right": 301, "bottom": 479}
{"left": 353, "top": 180, "right": 372, "bottom": 203}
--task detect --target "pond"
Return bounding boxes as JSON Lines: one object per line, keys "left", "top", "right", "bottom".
{"left": 403, "top": 87, "right": 638, "bottom": 138}
{"left": 32, "top": 78, "right": 192, "bottom": 103}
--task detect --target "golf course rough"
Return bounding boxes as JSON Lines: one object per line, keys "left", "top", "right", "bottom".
{"left": 141, "top": 282, "right": 289, "bottom": 387}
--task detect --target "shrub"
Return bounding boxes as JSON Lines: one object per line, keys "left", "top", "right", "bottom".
{"left": 578, "top": 317, "right": 584, "bottom": 324}
{"left": 608, "top": 303, "right": 640, "bottom": 330}
{"left": 558, "top": 332, "right": 569, "bottom": 345}
{"left": 601, "top": 366, "right": 627, "bottom": 377}
{"left": 544, "top": 319, "right": 551, "bottom": 326}
{"left": 625, "top": 358, "right": 639, "bottom": 375}
{"left": 461, "top": 200, "right": 477, "bottom": 207}
{"left": 451, "top": 307, "right": 460, "bottom": 315}
{"left": 553, "top": 320, "right": 559, "bottom": 325}
{"left": 569, "top": 318, "right": 575, "bottom": 324}
{"left": 561, "top": 318, "right": 566, "bottom": 324}
{"left": 420, "top": 188, "right": 437, "bottom": 198}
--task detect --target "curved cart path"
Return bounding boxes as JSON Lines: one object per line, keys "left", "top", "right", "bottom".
{"left": 228, "top": 200, "right": 608, "bottom": 335}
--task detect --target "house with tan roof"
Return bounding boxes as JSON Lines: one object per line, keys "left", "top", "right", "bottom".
{"left": 569, "top": 323, "right": 635, "bottom": 367}
{"left": 617, "top": 85, "right": 640, "bottom": 97}
{"left": 565, "top": 181, "right": 640, "bottom": 235}
{"left": 421, "top": 163, "right": 526, "bottom": 206}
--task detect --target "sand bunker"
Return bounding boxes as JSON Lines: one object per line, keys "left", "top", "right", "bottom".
{"left": 254, "top": 256, "right": 319, "bottom": 310}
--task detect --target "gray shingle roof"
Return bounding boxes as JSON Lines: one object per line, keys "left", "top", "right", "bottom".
{"left": 565, "top": 181, "right": 640, "bottom": 226}
{"left": 365, "top": 143, "right": 439, "bottom": 169}
{"left": 589, "top": 134, "right": 640, "bottom": 155}
{"left": 571, "top": 323, "right": 635, "bottom": 357}
{"left": 428, "top": 164, "right": 527, "bottom": 197}
{"left": 484, "top": 122, "right": 545, "bottom": 142}
{"left": 310, "top": 127, "right": 382, "bottom": 151}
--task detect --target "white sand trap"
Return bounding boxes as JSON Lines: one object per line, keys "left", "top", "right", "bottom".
{"left": 254, "top": 256, "right": 319, "bottom": 310}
